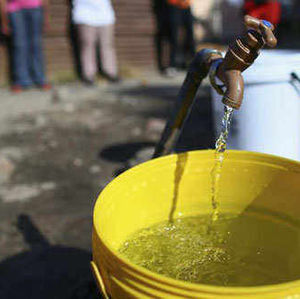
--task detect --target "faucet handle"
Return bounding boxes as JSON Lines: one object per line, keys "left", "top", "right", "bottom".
{"left": 244, "top": 15, "right": 277, "bottom": 48}
{"left": 209, "top": 15, "right": 277, "bottom": 109}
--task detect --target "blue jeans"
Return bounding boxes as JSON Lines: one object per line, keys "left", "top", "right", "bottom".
{"left": 9, "top": 8, "right": 46, "bottom": 86}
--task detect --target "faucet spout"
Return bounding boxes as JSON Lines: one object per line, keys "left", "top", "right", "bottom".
{"left": 222, "top": 70, "right": 245, "bottom": 109}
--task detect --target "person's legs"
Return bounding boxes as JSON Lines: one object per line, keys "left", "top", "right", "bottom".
{"left": 77, "top": 24, "right": 98, "bottom": 82}
{"left": 183, "top": 7, "right": 196, "bottom": 64}
{"left": 97, "top": 24, "right": 118, "bottom": 79}
{"left": 155, "top": 8, "right": 169, "bottom": 72}
{"left": 9, "top": 10, "right": 32, "bottom": 87}
{"left": 155, "top": 12, "right": 164, "bottom": 72}
{"left": 26, "top": 7, "right": 46, "bottom": 86}
{"left": 168, "top": 5, "right": 181, "bottom": 68}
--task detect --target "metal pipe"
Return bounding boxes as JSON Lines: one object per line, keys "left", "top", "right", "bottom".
{"left": 152, "top": 49, "right": 222, "bottom": 158}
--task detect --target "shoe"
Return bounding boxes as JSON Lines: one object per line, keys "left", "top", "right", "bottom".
{"left": 108, "top": 76, "right": 121, "bottom": 84}
{"left": 103, "top": 73, "right": 121, "bottom": 84}
{"left": 40, "top": 83, "right": 52, "bottom": 91}
{"left": 11, "top": 84, "right": 22, "bottom": 93}
{"left": 163, "top": 67, "right": 179, "bottom": 78}
{"left": 82, "top": 79, "right": 95, "bottom": 86}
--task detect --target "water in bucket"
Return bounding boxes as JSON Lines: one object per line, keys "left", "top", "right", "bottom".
{"left": 119, "top": 211, "right": 300, "bottom": 286}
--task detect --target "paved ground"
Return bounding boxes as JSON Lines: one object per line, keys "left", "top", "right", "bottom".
{"left": 0, "top": 73, "right": 214, "bottom": 299}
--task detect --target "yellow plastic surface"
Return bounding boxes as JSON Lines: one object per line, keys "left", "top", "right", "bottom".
{"left": 92, "top": 150, "right": 300, "bottom": 298}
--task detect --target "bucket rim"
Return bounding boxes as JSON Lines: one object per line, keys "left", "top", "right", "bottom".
{"left": 117, "top": 149, "right": 300, "bottom": 174}
{"left": 93, "top": 149, "right": 300, "bottom": 295}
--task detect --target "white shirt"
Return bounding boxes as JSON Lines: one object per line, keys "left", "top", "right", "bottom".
{"left": 73, "top": 0, "right": 115, "bottom": 26}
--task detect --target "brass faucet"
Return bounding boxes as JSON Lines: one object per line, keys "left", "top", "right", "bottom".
{"left": 210, "top": 15, "right": 277, "bottom": 109}
{"left": 153, "top": 16, "right": 277, "bottom": 158}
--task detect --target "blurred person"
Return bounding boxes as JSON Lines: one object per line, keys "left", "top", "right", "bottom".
{"left": 0, "top": 0, "right": 51, "bottom": 93}
{"left": 292, "top": 0, "right": 300, "bottom": 31}
{"left": 166, "top": 0, "right": 196, "bottom": 76}
{"left": 72, "top": 0, "right": 119, "bottom": 85}
{"left": 221, "top": 0, "right": 244, "bottom": 41}
{"left": 244, "top": 0, "right": 281, "bottom": 26}
{"left": 153, "top": 0, "right": 170, "bottom": 73}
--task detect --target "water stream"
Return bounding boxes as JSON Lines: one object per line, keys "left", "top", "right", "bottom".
{"left": 210, "top": 105, "right": 234, "bottom": 222}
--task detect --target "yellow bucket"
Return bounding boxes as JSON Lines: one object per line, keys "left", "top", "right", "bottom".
{"left": 92, "top": 150, "right": 300, "bottom": 298}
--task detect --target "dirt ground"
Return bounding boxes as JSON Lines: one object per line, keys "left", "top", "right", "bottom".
{"left": 0, "top": 73, "right": 214, "bottom": 299}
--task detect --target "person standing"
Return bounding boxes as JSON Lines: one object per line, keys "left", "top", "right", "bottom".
{"left": 166, "top": 0, "right": 195, "bottom": 75}
{"left": 72, "top": 0, "right": 119, "bottom": 85}
{"left": 0, "top": 0, "right": 51, "bottom": 92}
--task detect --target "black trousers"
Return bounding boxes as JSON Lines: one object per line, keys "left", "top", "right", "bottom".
{"left": 154, "top": 2, "right": 170, "bottom": 71}
{"left": 168, "top": 5, "right": 195, "bottom": 68}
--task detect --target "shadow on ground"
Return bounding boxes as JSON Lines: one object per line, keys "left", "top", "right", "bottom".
{"left": 100, "top": 141, "right": 156, "bottom": 176}
{"left": 0, "top": 215, "right": 100, "bottom": 299}
{"left": 115, "top": 84, "right": 181, "bottom": 102}
{"left": 100, "top": 141, "right": 156, "bottom": 163}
